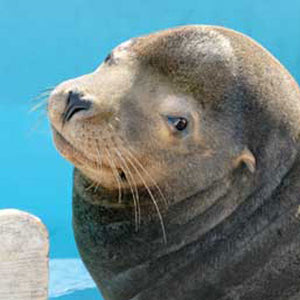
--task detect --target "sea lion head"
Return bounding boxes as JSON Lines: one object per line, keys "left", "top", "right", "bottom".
{"left": 48, "top": 25, "right": 299, "bottom": 205}
{"left": 47, "top": 26, "right": 300, "bottom": 299}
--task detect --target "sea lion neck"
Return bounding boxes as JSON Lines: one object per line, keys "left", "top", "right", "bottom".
{"left": 71, "top": 168, "right": 239, "bottom": 299}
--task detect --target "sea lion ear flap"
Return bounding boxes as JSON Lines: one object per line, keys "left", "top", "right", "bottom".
{"left": 233, "top": 148, "right": 256, "bottom": 173}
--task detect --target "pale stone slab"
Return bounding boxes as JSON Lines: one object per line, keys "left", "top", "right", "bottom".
{"left": 0, "top": 209, "right": 49, "bottom": 300}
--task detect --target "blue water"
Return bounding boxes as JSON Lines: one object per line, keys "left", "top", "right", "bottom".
{"left": 1, "top": 0, "right": 300, "bottom": 298}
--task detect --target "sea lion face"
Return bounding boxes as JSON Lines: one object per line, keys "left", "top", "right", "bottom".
{"left": 48, "top": 27, "right": 251, "bottom": 202}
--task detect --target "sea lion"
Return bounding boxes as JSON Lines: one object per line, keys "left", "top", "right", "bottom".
{"left": 48, "top": 25, "right": 300, "bottom": 300}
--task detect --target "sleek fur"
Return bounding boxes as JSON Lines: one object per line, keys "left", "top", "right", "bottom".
{"left": 48, "top": 26, "right": 300, "bottom": 299}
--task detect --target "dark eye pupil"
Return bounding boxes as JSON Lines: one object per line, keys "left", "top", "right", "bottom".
{"left": 174, "top": 118, "right": 188, "bottom": 131}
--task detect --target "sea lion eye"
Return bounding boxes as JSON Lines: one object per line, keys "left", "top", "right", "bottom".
{"left": 167, "top": 116, "right": 188, "bottom": 131}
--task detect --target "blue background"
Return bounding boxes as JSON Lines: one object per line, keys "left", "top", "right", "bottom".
{"left": 1, "top": 0, "right": 300, "bottom": 298}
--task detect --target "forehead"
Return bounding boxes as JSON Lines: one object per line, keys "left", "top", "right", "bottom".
{"left": 103, "top": 27, "right": 236, "bottom": 109}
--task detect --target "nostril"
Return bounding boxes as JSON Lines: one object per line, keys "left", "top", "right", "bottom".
{"left": 62, "top": 91, "right": 92, "bottom": 124}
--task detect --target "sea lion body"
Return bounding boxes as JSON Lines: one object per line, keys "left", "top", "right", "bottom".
{"left": 48, "top": 26, "right": 300, "bottom": 299}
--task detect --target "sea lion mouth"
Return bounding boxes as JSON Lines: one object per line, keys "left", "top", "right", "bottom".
{"left": 51, "top": 126, "right": 120, "bottom": 175}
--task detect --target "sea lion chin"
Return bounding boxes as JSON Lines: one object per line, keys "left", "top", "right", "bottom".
{"left": 48, "top": 25, "right": 300, "bottom": 300}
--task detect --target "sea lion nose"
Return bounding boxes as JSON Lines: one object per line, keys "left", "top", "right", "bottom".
{"left": 62, "top": 91, "right": 92, "bottom": 124}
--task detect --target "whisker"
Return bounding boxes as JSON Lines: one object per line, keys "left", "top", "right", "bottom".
{"left": 29, "top": 98, "right": 49, "bottom": 113}
{"left": 106, "top": 148, "right": 122, "bottom": 203}
{"left": 123, "top": 145, "right": 169, "bottom": 208}
{"left": 94, "top": 140, "right": 104, "bottom": 192}
{"left": 30, "top": 86, "right": 55, "bottom": 111}
{"left": 32, "top": 91, "right": 51, "bottom": 101}
{"left": 114, "top": 148, "right": 141, "bottom": 230}
{"left": 40, "top": 87, "right": 55, "bottom": 93}
{"left": 82, "top": 142, "right": 100, "bottom": 192}
{"left": 27, "top": 99, "right": 50, "bottom": 136}
{"left": 119, "top": 145, "right": 167, "bottom": 243}
{"left": 85, "top": 180, "right": 98, "bottom": 191}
